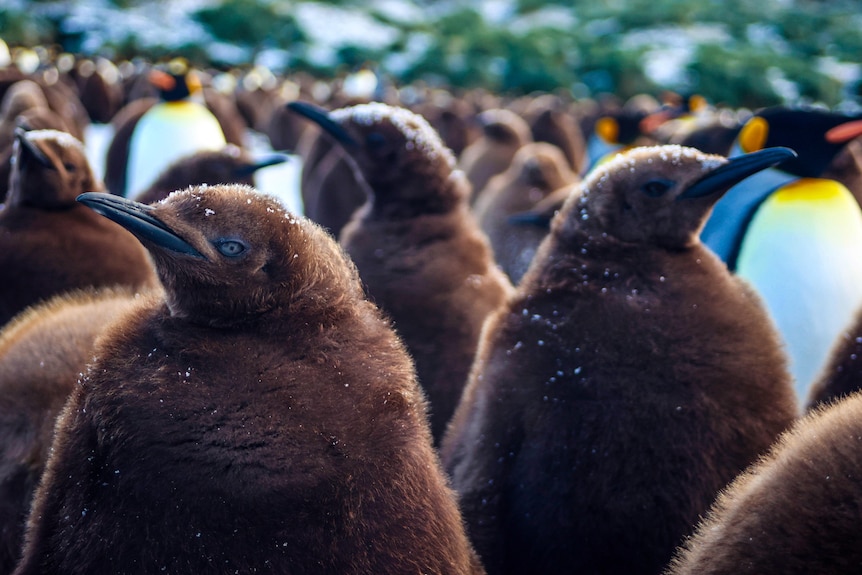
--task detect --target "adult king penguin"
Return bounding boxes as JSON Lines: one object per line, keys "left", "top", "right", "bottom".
{"left": 287, "top": 101, "right": 514, "bottom": 445}
{"left": 441, "top": 145, "right": 799, "bottom": 575}
{"left": 701, "top": 107, "right": 862, "bottom": 403}
{"left": 123, "top": 59, "right": 226, "bottom": 198}
{"left": 13, "top": 185, "right": 485, "bottom": 575}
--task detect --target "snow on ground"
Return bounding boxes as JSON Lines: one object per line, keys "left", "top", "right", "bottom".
{"left": 83, "top": 123, "right": 305, "bottom": 215}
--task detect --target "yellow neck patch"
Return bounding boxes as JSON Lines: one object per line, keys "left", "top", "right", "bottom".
{"left": 771, "top": 178, "right": 848, "bottom": 204}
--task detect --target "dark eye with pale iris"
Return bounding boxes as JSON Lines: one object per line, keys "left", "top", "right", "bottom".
{"left": 215, "top": 240, "right": 247, "bottom": 257}
{"left": 641, "top": 179, "right": 674, "bottom": 197}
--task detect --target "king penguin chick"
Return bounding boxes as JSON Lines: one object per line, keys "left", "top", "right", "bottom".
{"left": 0, "top": 287, "right": 141, "bottom": 574}
{"left": 701, "top": 107, "right": 862, "bottom": 403}
{"left": 288, "top": 101, "right": 514, "bottom": 444}
{"left": 132, "top": 144, "right": 289, "bottom": 205}
{"left": 0, "top": 129, "right": 157, "bottom": 327}
{"left": 473, "top": 141, "right": 579, "bottom": 283}
{"left": 458, "top": 107, "right": 532, "bottom": 205}
{"left": 666, "top": 393, "right": 862, "bottom": 575}
{"left": 13, "top": 186, "right": 485, "bottom": 575}
{"left": 123, "top": 59, "right": 227, "bottom": 197}
{"left": 441, "top": 145, "right": 799, "bottom": 575}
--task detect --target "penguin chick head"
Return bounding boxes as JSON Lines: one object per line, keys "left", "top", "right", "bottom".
{"left": 514, "top": 142, "right": 577, "bottom": 192}
{"left": 77, "top": 185, "right": 364, "bottom": 329}
{"left": 288, "top": 101, "right": 461, "bottom": 205}
{"left": 559, "top": 145, "right": 795, "bottom": 250}
{"left": 476, "top": 107, "right": 532, "bottom": 146}
{"left": 9, "top": 128, "right": 100, "bottom": 209}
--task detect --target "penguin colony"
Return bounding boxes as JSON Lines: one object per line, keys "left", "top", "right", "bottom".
{"left": 2, "top": 46, "right": 862, "bottom": 574}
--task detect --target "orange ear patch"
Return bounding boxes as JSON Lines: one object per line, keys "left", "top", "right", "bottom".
{"left": 595, "top": 117, "right": 619, "bottom": 144}
{"left": 739, "top": 116, "right": 769, "bottom": 154}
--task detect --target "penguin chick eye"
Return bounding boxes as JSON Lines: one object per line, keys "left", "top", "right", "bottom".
{"left": 641, "top": 179, "right": 674, "bottom": 198}
{"left": 64, "top": 163, "right": 77, "bottom": 173}
{"left": 215, "top": 239, "right": 247, "bottom": 257}
{"left": 366, "top": 132, "right": 387, "bottom": 150}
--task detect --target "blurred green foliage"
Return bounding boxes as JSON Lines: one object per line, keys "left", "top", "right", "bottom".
{"left": 1, "top": 0, "right": 859, "bottom": 109}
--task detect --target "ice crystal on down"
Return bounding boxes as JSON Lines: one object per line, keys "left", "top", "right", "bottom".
{"left": 331, "top": 102, "right": 456, "bottom": 168}
{"left": 26, "top": 129, "right": 85, "bottom": 151}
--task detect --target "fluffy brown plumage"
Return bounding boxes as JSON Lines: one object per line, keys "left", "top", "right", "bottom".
{"left": 441, "top": 145, "right": 799, "bottom": 575}
{"left": 0, "top": 287, "right": 141, "bottom": 574}
{"left": 525, "top": 94, "right": 587, "bottom": 175}
{"left": 288, "top": 101, "right": 514, "bottom": 444}
{"left": 14, "top": 185, "right": 485, "bottom": 575}
{"left": 473, "top": 142, "right": 579, "bottom": 283}
{"left": 667, "top": 393, "right": 862, "bottom": 575}
{"left": 292, "top": 109, "right": 365, "bottom": 237}
{"left": 0, "top": 129, "right": 157, "bottom": 327}
{"left": 458, "top": 108, "right": 533, "bottom": 204}
{"left": 132, "top": 145, "right": 288, "bottom": 205}
{"left": 805, "top": 305, "right": 862, "bottom": 411}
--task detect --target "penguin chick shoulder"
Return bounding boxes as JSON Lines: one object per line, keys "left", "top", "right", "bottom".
{"left": 0, "top": 287, "right": 141, "bottom": 574}
{"left": 13, "top": 185, "right": 485, "bottom": 575}
{"left": 441, "top": 145, "right": 799, "bottom": 575}
{"left": 288, "top": 101, "right": 514, "bottom": 444}
{"left": 667, "top": 392, "right": 862, "bottom": 575}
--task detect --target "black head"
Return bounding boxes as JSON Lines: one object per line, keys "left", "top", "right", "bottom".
{"left": 149, "top": 59, "right": 201, "bottom": 102}
{"left": 739, "top": 106, "right": 862, "bottom": 177}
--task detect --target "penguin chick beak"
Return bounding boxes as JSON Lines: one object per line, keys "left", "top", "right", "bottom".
{"left": 508, "top": 210, "right": 555, "bottom": 229}
{"left": 232, "top": 152, "right": 292, "bottom": 177}
{"left": 678, "top": 147, "right": 797, "bottom": 200}
{"left": 286, "top": 101, "right": 359, "bottom": 149}
{"left": 76, "top": 192, "right": 204, "bottom": 258}
{"left": 15, "top": 127, "right": 52, "bottom": 168}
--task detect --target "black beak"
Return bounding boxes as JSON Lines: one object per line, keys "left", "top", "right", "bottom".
{"left": 286, "top": 101, "right": 358, "bottom": 148}
{"left": 508, "top": 210, "right": 555, "bottom": 229}
{"left": 15, "top": 128, "right": 52, "bottom": 168}
{"left": 76, "top": 192, "right": 204, "bottom": 258}
{"left": 232, "top": 152, "right": 291, "bottom": 177}
{"left": 678, "top": 147, "right": 797, "bottom": 200}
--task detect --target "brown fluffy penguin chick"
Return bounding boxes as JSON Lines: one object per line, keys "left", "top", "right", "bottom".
{"left": 440, "top": 145, "right": 800, "bottom": 575}
{"left": 666, "top": 393, "right": 862, "bottom": 575}
{"left": 525, "top": 94, "right": 588, "bottom": 175}
{"left": 805, "top": 305, "right": 862, "bottom": 411}
{"left": 132, "top": 145, "right": 289, "bottom": 205}
{"left": 14, "top": 186, "right": 485, "bottom": 575}
{"left": 458, "top": 108, "right": 532, "bottom": 205}
{"left": 288, "top": 101, "right": 515, "bottom": 444}
{"left": 0, "top": 129, "right": 157, "bottom": 327}
{"left": 473, "top": 142, "right": 579, "bottom": 283}
{"left": 293, "top": 119, "right": 365, "bottom": 237}
{"left": 0, "top": 287, "right": 142, "bottom": 574}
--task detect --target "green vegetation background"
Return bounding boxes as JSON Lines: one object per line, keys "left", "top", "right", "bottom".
{"left": 3, "top": 0, "right": 860, "bottom": 109}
